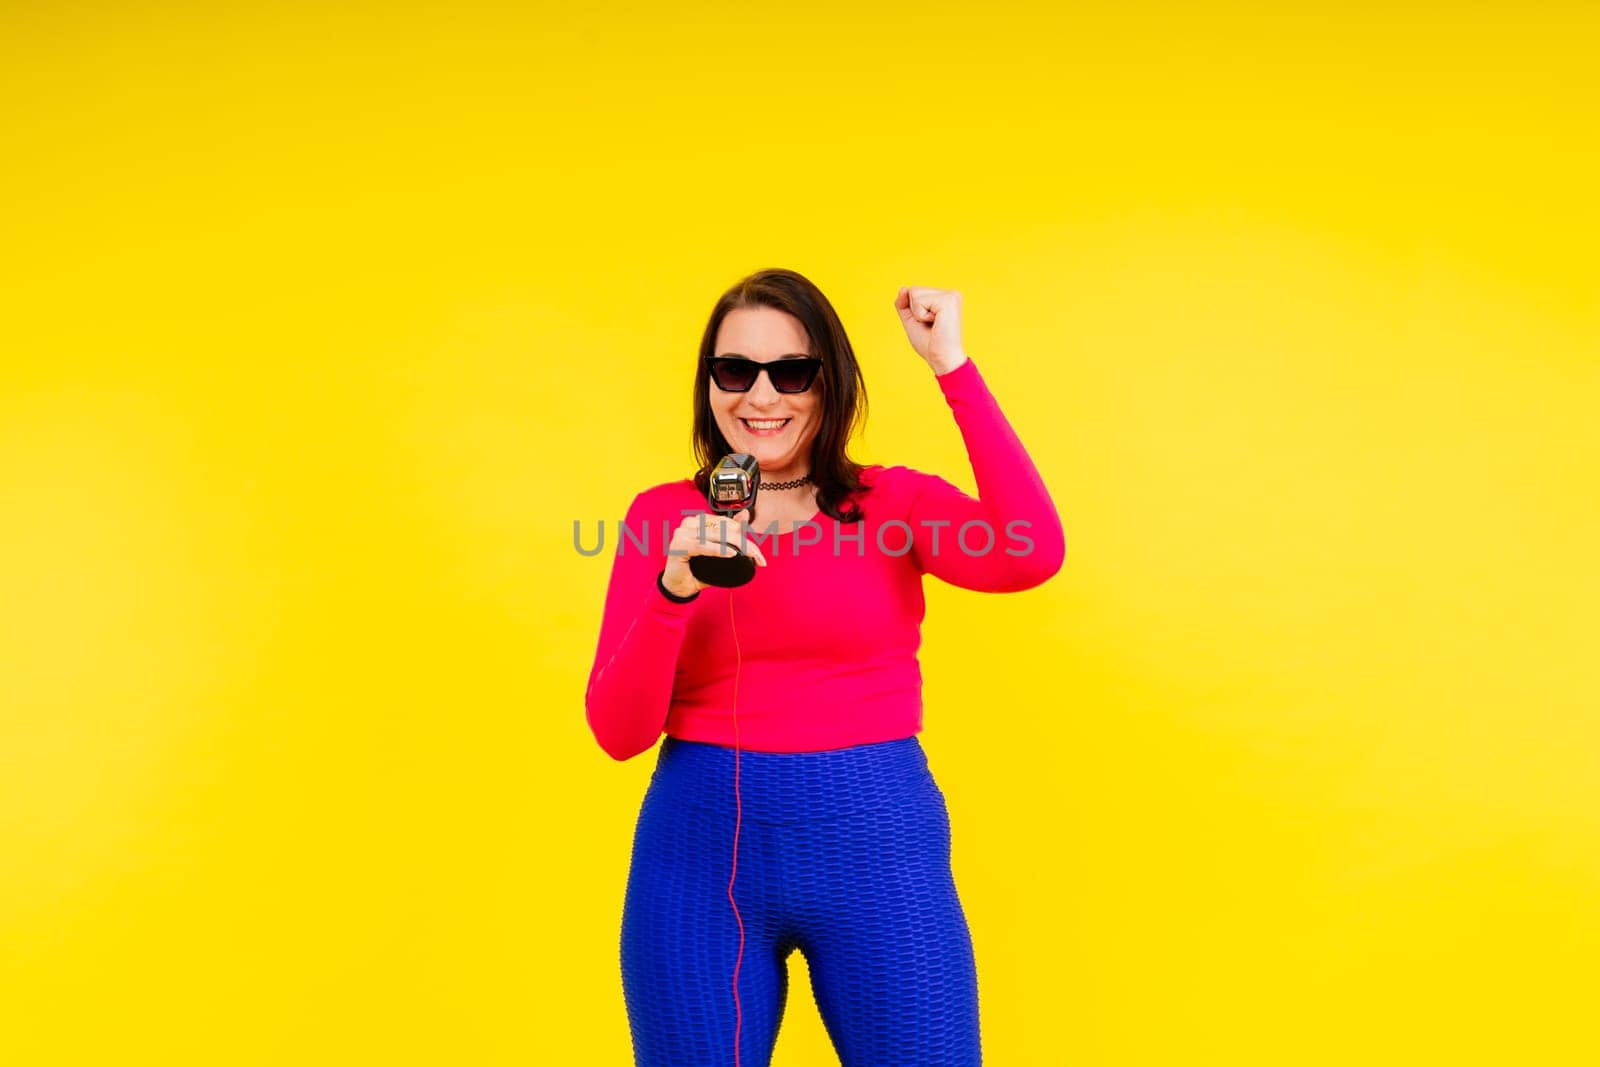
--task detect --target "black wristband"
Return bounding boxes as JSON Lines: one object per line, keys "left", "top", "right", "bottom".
{"left": 657, "top": 569, "right": 700, "bottom": 603}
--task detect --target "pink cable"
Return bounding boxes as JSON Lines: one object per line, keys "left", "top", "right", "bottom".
{"left": 725, "top": 590, "right": 745, "bottom": 1066}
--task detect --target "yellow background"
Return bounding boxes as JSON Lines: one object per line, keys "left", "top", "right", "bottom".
{"left": 3, "top": 2, "right": 1596, "bottom": 1064}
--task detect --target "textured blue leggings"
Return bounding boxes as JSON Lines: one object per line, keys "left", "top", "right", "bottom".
{"left": 619, "top": 735, "right": 982, "bottom": 1066}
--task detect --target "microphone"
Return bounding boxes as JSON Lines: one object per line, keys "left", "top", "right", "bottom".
{"left": 689, "top": 453, "right": 760, "bottom": 588}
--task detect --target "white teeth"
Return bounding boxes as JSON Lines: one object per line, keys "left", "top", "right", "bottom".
{"left": 744, "top": 419, "right": 787, "bottom": 430}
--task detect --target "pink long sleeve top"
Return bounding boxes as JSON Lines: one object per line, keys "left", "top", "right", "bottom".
{"left": 584, "top": 357, "right": 1065, "bottom": 761}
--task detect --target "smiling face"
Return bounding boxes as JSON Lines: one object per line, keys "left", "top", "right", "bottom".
{"left": 710, "top": 305, "right": 823, "bottom": 481}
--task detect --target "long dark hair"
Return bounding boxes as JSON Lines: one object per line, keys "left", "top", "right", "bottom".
{"left": 692, "top": 267, "right": 867, "bottom": 523}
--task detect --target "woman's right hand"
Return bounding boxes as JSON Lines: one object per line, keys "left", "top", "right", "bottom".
{"left": 661, "top": 508, "right": 768, "bottom": 597}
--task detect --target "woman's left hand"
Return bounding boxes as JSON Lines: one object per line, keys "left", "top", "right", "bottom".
{"left": 894, "top": 285, "right": 970, "bottom": 376}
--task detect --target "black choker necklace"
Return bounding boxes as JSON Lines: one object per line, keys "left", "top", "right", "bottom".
{"left": 764, "top": 473, "right": 813, "bottom": 491}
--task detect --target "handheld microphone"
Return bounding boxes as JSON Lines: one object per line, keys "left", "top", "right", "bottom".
{"left": 690, "top": 453, "right": 760, "bottom": 589}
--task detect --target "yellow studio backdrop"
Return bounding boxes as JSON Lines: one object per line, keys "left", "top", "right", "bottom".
{"left": 2, "top": 2, "right": 1596, "bottom": 1064}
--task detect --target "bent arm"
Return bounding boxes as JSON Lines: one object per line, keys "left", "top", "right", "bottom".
{"left": 584, "top": 493, "right": 695, "bottom": 760}
{"left": 907, "top": 357, "right": 1066, "bottom": 592}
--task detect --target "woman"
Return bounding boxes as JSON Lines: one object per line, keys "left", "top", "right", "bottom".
{"left": 586, "top": 267, "right": 1064, "bottom": 1067}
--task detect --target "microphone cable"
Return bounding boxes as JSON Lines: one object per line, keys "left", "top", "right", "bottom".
{"left": 726, "top": 588, "right": 746, "bottom": 1067}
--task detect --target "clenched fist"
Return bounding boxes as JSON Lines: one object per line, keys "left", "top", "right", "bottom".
{"left": 894, "top": 285, "right": 970, "bottom": 376}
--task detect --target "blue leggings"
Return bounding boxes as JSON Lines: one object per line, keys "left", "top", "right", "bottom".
{"left": 619, "top": 735, "right": 982, "bottom": 1066}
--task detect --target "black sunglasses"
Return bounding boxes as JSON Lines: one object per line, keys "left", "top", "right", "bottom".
{"left": 705, "top": 356, "right": 823, "bottom": 394}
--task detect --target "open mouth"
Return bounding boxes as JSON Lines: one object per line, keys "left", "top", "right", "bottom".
{"left": 740, "top": 418, "right": 791, "bottom": 436}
